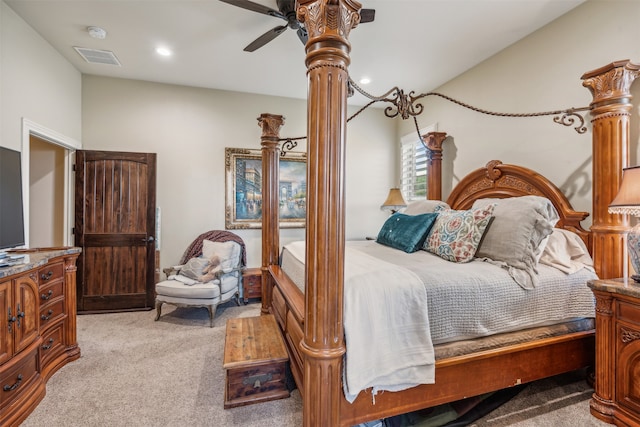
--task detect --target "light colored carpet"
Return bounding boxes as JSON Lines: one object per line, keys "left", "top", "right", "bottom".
{"left": 21, "top": 301, "right": 609, "bottom": 426}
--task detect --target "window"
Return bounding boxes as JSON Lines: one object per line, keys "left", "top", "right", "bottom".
{"left": 400, "top": 125, "right": 436, "bottom": 201}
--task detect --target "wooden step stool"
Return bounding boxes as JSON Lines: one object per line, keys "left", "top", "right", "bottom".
{"left": 223, "top": 314, "right": 290, "bottom": 408}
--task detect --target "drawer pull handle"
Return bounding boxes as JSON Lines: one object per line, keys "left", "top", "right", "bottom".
{"left": 41, "top": 290, "right": 54, "bottom": 300}
{"left": 41, "top": 271, "right": 53, "bottom": 281}
{"left": 41, "top": 309, "right": 54, "bottom": 321}
{"left": 42, "top": 338, "right": 55, "bottom": 350}
{"left": 16, "top": 303, "right": 24, "bottom": 329}
{"left": 242, "top": 373, "right": 272, "bottom": 389}
{"left": 3, "top": 374, "right": 23, "bottom": 392}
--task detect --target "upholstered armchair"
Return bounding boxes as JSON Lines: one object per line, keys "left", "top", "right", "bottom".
{"left": 154, "top": 230, "right": 246, "bottom": 327}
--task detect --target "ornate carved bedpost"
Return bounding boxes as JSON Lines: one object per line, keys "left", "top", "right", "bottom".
{"left": 297, "top": 1, "right": 361, "bottom": 425}
{"left": 258, "top": 113, "right": 284, "bottom": 314}
{"left": 423, "top": 131, "right": 447, "bottom": 201}
{"left": 590, "top": 291, "right": 615, "bottom": 421}
{"left": 582, "top": 60, "right": 640, "bottom": 279}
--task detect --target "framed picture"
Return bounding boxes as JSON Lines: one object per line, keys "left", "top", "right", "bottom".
{"left": 225, "top": 147, "right": 307, "bottom": 229}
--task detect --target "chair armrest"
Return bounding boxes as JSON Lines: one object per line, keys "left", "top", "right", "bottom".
{"left": 163, "top": 265, "right": 184, "bottom": 279}
{"left": 212, "top": 266, "right": 243, "bottom": 280}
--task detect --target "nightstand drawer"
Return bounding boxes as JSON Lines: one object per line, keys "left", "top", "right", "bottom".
{"left": 618, "top": 300, "right": 640, "bottom": 326}
{"left": 243, "top": 268, "right": 262, "bottom": 302}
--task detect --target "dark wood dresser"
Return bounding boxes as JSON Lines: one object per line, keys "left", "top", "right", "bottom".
{"left": 589, "top": 278, "right": 640, "bottom": 426}
{"left": 0, "top": 247, "right": 81, "bottom": 426}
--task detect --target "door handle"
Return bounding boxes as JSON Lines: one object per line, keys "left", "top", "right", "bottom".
{"left": 142, "top": 236, "right": 155, "bottom": 243}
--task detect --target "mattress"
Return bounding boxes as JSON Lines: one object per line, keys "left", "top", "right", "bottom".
{"left": 280, "top": 239, "right": 597, "bottom": 345}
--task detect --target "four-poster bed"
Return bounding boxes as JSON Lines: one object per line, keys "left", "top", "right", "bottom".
{"left": 254, "top": 1, "right": 638, "bottom": 426}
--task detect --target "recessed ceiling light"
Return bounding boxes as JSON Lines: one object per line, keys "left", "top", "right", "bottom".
{"left": 359, "top": 77, "right": 371, "bottom": 85}
{"left": 156, "top": 47, "right": 172, "bottom": 57}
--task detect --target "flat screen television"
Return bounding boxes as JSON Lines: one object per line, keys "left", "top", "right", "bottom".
{"left": 0, "top": 146, "right": 25, "bottom": 250}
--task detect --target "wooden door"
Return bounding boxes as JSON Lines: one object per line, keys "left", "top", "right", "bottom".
{"left": 74, "top": 150, "right": 156, "bottom": 312}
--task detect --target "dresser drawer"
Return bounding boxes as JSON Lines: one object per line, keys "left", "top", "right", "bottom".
{"left": 39, "top": 280, "right": 64, "bottom": 303}
{"left": 39, "top": 321, "right": 66, "bottom": 370}
{"left": 0, "top": 344, "right": 40, "bottom": 409}
{"left": 39, "top": 298, "right": 65, "bottom": 329}
{"left": 38, "top": 261, "right": 64, "bottom": 284}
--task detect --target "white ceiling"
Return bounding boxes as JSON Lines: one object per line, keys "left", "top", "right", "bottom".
{"left": 5, "top": 0, "right": 585, "bottom": 106}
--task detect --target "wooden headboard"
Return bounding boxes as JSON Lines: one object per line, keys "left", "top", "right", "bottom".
{"left": 445, "top": 159, "right": 591, "bottom": 250}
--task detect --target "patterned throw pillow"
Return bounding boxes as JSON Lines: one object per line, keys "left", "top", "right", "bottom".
{"left": 424, "top": 204, "right": 496, "bottom": 263}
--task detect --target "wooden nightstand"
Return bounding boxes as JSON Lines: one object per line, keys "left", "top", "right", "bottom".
{"left": 242, "top": 267, "right": 262, "bottom": 303}
{"left": 588, "top": 278, "right": 640, "bottom": 426}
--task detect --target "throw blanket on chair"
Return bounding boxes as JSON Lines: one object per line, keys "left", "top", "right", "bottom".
{"left": 180, "top": 230, "right": 247, "bottom": 267}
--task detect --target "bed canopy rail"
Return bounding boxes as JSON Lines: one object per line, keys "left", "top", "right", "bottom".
{"left": 256, "top": 2, "right": 639, "bottom": 425}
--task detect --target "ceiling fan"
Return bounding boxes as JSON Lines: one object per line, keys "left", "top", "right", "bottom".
{"left": 219, "top": 0, "right": 375, "bottom": 52}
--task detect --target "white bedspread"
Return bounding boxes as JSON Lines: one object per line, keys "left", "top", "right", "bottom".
{"left": 284, "top": 241, "right": 435, "bottom": 403}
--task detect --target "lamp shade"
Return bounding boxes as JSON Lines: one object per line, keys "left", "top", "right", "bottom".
{"left": 610, "top": 165, "right": 640, "bottom": 282}
{"left": 609, "top": 166, "right": 640, "bottom": 216}
{"left": 381, "top": 188, "right": 407, "bottom": 212}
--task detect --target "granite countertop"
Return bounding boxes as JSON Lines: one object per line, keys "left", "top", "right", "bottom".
{"left": 0, "top": 247, "right": 82, "bottom": 279}
{"left": 588, "top": 277, "right": 640, "bottom": 299}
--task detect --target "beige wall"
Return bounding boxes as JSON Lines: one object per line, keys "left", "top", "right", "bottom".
{"left": 29, "top": 136, "right": 65, "bottom": 247}
{"left": 7, "top": 0, "right": 640, "bottom": 268}
{"left": 82, "top": 76, "right": 397, "bottom": 268}
{"left": 397, "top": 0, "right": 640, "bottom": 227}
{"left": 1, "top": 2, "right": 81, "bottom": 151}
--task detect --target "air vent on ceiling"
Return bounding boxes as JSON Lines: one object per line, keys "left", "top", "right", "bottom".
{"left": 73, "top": 47, "right": 121, "bottom": 66}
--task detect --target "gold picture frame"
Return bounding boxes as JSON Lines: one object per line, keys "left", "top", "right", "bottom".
{"left": 225, "top": 147, "right": 307, "bottom": 229}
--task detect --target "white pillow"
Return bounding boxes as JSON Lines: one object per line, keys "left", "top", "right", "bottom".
{"left": 471, "top": 196, "right": 559, "bottom": 289}
{"left": 539, "top": 228, "right": 594, "bottom": 274}
{"left": 202, "top": 240, "right": 241, "bottom": 273}
{"left": 403, "top": 200, "right": 450, "bottom": 215}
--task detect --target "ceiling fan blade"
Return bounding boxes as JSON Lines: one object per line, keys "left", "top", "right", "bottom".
{"left": 360, "top": 9, "right": 375, "bottom": 23}
{"left": 244, "top": 25, "right": 288, "bottom": 52}
{"left": 219, "top": 0, "right": 285, "bottom": 20}
{"left": 297, "top": 27, "right": 308, "bottom": 45}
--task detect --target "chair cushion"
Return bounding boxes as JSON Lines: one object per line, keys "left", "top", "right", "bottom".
{"left": 155, "top": 279, "right": 220, "bottom": 300}
{"left": 219, "top": 271, "right": 240, "bottom": 294}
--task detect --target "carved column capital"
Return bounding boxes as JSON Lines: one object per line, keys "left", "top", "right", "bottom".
{"left": 298, "top": 0, "right": 362, "bottom": 41}
{"left": 582, "top": 60, "right": 640, "bottom": 117}
{"left": 423, "top": 131, "right": 447, "bottom": 154}
{"left": 257, "top": 113, "right": 285, "bottom": 142}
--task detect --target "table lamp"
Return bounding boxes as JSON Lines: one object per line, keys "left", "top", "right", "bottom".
{"left": 609, "top": 165, "right": 640, "bottom": 282}
{"left": 381, "top": 188, "right": 407, "bottom": 214}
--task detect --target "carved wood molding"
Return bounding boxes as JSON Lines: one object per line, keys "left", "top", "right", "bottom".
{"left": 621, "top": 327, "right": 640, "bottom": 344}
{"left": 594, "top": 294, "right": 613, "bottom": 316}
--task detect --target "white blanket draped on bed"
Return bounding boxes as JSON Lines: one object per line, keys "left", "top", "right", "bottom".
{"left": 284, "top": 241, "right": 435, "bottom": 403}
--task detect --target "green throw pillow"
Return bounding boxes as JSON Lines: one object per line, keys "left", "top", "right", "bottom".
{"left": 377, "top": 212, "right": 439, "bottom": 253}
